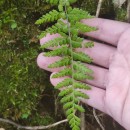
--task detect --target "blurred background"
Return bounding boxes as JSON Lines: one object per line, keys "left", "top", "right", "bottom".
{"left": 0, "top": 0, "right": 128, "bottom": 129}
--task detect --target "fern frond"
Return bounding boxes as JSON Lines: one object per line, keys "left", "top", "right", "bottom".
{"left": 58, "top": 87, "right": 73, "bottom": 96}
{"left": 67, "top": 113, "right": 81, "bottom": 122}
{"left": 71, "top": 40, "right": 82, "bottom": 48}
{"left": 55, "top": 78, "right": 72, "bottom": 89}
{"left": 44, "top": 46, "right": 69, "bottom": 56}
{"left": 73, "top": 52, "right": 92, "bottom": 63}
{"left": 52, "top": 63, "right": 93, "bottom": 80}
{"left": 73, "top": 72, "right": 89, "bottom": 80}
{"left": 66, "top": 108, "right": 75, "bottom": 115}
{"left": 68, "top": 8, "right": 93, "bottom": 22}
{"left": 41, "top": 37, "right": 68, "bottom": 49}
{"left": 48, "top": 57, "right": 71, "bottom": 68}
{"left": 73, "top": 61, "right": 93, "bottom": 74}
{"left": 39, "top": 20, "right": 68, "bottom": 38}
{"left": 35, "top": 10, "right": 60, "bottom": 24}
{"left": 74, "top": 22, "right": 97, "bottom": 33}
{"left": 60, "top": 95, "right": 79, "bottom": 103}
{"left": 61, "top": 95, "right": 73, "bottom": 104}
{"left": 45, "top": 38, "right": 84, "bottom": 48}
{"left": 84, "top": 41, "right": 94, "bottom": 48}
{"left": 74, "top": 104, "right": 85, "bottom": 112}
{"left": 69, "top": 115, "right": 81, "bottom": 129}
{"left": 74, "top": 82, "right": 91, "bottom": 90}
{"left": 52, "top": 68, "right": 72, "bottom": 78}
{"left": 72, "top": 36, "right": 84, "bottom": 42}
{"left": 75, "top": 91, "right": 89, "bottom": 99}
{"left": 63, "top": 102, "right": 73, "bottom": 109}
{"left": 36, "top": 1, "right": 96, "bottom": 129}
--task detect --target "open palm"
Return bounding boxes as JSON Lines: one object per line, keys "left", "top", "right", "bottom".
{"left": 37, "top": 18, "right": 130, "bottom": 130}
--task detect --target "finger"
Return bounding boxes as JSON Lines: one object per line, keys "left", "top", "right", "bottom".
{"left": 78, "top": 39, "right": 116, "bottom": 68}
{"left": 81, "top": 87, "right": 106, "bottom": 113}
{"left": 37, "top": 53, "right": 108, "bottom": 89}
{"left": 50, "top": 72, "right": 107, "bottom": 113}
{"left": 104, "top": 52, "right": 130, "bottom": 124}
{"left": 39, "top": 33, "right": 116, "bottom": 68}
{"left": 81, "top": 18, "right": 130, "bottom": 46}
{"left": 86, "top": 64, "right": 108, "bottom": 89}
{"left": 37, "top": 53, "right": 63, "bottom": 72}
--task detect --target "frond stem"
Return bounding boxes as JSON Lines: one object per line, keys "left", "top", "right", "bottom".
{"left": 64, "top": 2, "right": 75, "bottom": 115}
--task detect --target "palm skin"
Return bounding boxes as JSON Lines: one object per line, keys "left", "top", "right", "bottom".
{"left": 37, "top": 18, "right": 130, "bottom": 130}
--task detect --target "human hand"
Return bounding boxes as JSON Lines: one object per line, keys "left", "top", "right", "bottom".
{"left": 37, "top": 18, "right": 130, "bottom": 130}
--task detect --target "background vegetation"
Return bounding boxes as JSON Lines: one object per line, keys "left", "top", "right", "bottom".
{"left": 0, "top": 0, "right": 128, "bottom": 130}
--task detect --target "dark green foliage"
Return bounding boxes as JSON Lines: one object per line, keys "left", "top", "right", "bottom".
{"left": 0, "top": 0, "right": 54, "bottom": 127}
{"left": 36, "top": 0, "right": 96, "bottom": 129}
{"left": 115, "top": 8, "right": 127, "bottom": 21}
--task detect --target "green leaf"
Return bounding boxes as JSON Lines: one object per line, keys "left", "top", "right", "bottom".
{"left": 11, "top": 22, "right": 17, "bottom": 29}
{"left": 41, "top": 37, "right": 68, "bottom": 49}
{"left": 45, "top": 46, "right": 70, "bottom": 57}
{"left": 60, "top": 95, "right": 73, "bottom": 103}
{"left": 63, "top": 102, "right": 73, "bottom": 109}
{"left": 84, "top": 41, "right": 94, "bottom": 48}
{"left": 39, "top": 20, "right": 68, "bottom": 38}
{"left": 58, "top": 88, "right": 73, "bottom": 97}
{"left": 74, "top": 91, "right": 89, "bottom": 99}
{"left": 71, "top": 40, "right": 82, "bottom": 48}
{"left": 73, "top": 72, "right": 93, "bottom": 80}
{"left": 73, "top": 72, "right": 87, "bottom": 80}
{"left": 66, "top": 108, "right": 74, "bottom": 115}
{"left": 74, "top": 104, "right": 85, "bottom": 112}
{"left": 56, "top": 78, "right": 72, "bottom": 89}
{"left": 35, "top": 10, "right": 60, "bottom": 25}
{"left": 45, "top": 0, "right": 59, "bottom": 5}
{"left": 68, "top": 8, "right": 93, "bottom": 22}
{"left": 67, "top": 113, "right": 74, "bottom": 120}
{"left": 60, "top": 94, "right": 79, "bottom": 104}
{"left": 73, "top": 61, "right": 93, "bottom": 74}
{"left": 74, "top": 82, "right": 91, "bottom": 90}
{"left": 21, "top": 113, "right": 29, "bottom": 119}
{"left": 73, "top": 52, "right": 92, "bottom": 63}
{"left": 52, "top": 68, "right": 72, "bottom": 78}
{"left": 48, "top": 57, "right": 71, "bottom": 68}
{"left": 58, "top": 4, "right": 63, "bottom": 11}
{"left": 74, "top": 22, "right": 97, "bottom": 33}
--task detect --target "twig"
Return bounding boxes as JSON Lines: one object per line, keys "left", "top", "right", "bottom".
{"left": 127, "top": 0, "right": 130, "bottom": 22}
{"left": 93, "top": 108, "right": 105, "bottom": 130}
{"left": 96, "top": 0, "right": 103, "bottom": 17}
{"left": 0, "top": 118, "right": 68, "bottom": 130}
{"left": 81, "top": 111, "right": 85, "bottom": 130}
{"left": 54, "top": 93, "right": 58, "bottom": 117}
